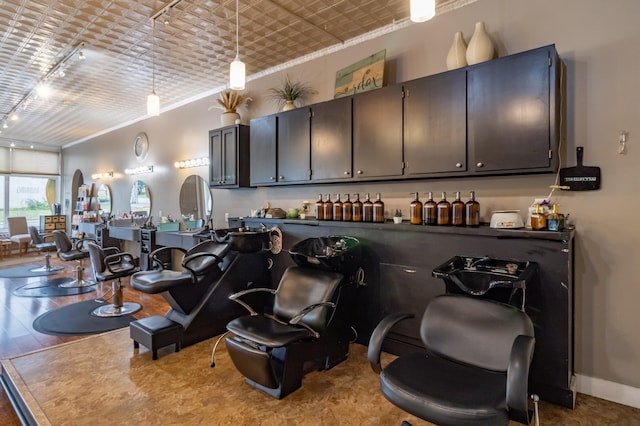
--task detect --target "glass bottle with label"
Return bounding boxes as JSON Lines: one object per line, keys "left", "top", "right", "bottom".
{"left": 373, "top": 192, "right": 385, "bottom": 223}
{"left": 333, "top": 194, "right": 343, "bottom": 221}
{"left": 315, "top": 194, "right": 324, "bottom": 221}
{"left": 323, "top": 194, "right": 333, "bottom": 221}
{"left": 437, "top": 192, "right": 451, "bottom": 226}
{"left": 424, "top": 191, "right": 437, "bottom": 225}
{"left": 465, "top": 191, "right": 480, "bottom": 227}
{"left": 362, "top": 193, "right": 374, "bottom": 222}
{"left": 410, "top": 192, "right": 423, "bottom": 225}
{"left": 342, "top": 194, "right": 353, "bottom": 221}
{"left": 451, "top": 191, "right": 465, "bottom": 226}
{"left": 352, "top": 193, "right": 363, "bottom": 222}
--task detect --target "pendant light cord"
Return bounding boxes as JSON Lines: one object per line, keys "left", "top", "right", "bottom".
{"left": 235, "top": 0, "right": 239, "bottom": 58}
{"left": 152, "top": 20, "right": 156, "bottom": 92}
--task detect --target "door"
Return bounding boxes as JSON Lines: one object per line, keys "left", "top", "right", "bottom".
{"left": 311, "top": 97, "right": 352, "bottom": 182}
{"left": 221, "top": 127, "right": 237, "bottom": 186}
{"left": 249, "top": 115, "right": 277, "bottom": 186}
{"left": 209, "top": 130, "right": 223, "bottom": 185}
{"left": 277, "top": 107, "right": 311, "bottom": 183}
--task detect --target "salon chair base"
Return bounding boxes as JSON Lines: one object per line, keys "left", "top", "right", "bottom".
{"left": 130, "top": 315, "right": 183, "bottom": 360}
{"left": 30, "top": 253, "right": 65, "bottom": 273}
{"left": 59, "top": 265, "right": 96, "bottom": 288}
{"left": 92, "top": 302, "right": 142, "bottom": 318}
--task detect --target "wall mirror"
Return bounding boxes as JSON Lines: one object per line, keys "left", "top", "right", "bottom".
{"left": 129, "top": 180, "right": 151, "bottom": 217}
{"left": 179, "top": 175, "right": 212, "bottom": 230}
{"left": 97, "top": 183, "right": 112, "bottom": 217}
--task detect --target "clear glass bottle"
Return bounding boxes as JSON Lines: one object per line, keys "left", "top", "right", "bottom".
{"left": 410, "top": 192, "right": 423, "bottom": 225}
{"left": 342, "top": 194, "right": 353, "bottom": 222}
{"left": 362, "top": 193, "right": 374, "bottom": 222}
{"left": 465, "top": 191, "right": 480, "bottom": 227}
{"left": 333, "top": 194, "right": 343, "bottom": 221}
{"left": 323, "top": 194, "right": 333, "bottom": 221}
{"left": 373, "top": 192, "right": 385, "bottom": 223}
{"left": 451, "top": 191, "right": 465, "bottom": 226}
{"left": 436, "top": 192, "right": 451, "bottom": 226}
{"left": 424, "top": 191, "right": 437, "bottom": 225}
{"left": 352, "top": 193, "right": 363, "bottom": 222}
{"left": 315, "top": 194, "right": 324, "bottom": 221}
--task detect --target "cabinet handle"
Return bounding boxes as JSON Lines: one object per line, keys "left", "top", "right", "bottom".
{"left": 279, "top": 175, "right": 285, "bottom": 180}
{"left": 270, "top": 176, "right": 275, "bottom": 180}
{"left": 455, "top": 163, "right": 462, "bottom": 168}
{"left": 357, "top": 170, "right": 363, "bottom": 175}
{"left": 344, "top": 171, "right": 350, "bottom": 175}
{"left": 476, "top": 162, "right": 484, "bottom": 168}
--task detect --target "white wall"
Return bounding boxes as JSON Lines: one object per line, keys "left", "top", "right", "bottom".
{"left": 62, "top": 0, "right": 640, "bottom": 404}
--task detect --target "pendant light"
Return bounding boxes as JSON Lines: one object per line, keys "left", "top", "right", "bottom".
{"left": 147, "top": 19, "right": 160, "bottom": 116}
{"left": 410, "top": 0, "right": 436, "bottom": 23}
{"left": 229, "top": 0, "right": 245, "bottom": 90}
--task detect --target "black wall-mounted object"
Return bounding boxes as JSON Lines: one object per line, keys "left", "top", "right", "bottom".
{"left": 559, "top": 146, "right": 601, "bottom": 190}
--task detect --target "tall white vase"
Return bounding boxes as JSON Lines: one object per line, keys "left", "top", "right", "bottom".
{"left": 446, "top": 31, "right": 467, "bottom": 70}
{"left": 466, "top": 21, "right": 494, "bottom": 65}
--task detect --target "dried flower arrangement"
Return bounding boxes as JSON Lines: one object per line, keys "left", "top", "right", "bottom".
{"left": 210, "top": 90, "right": 252, "bottom": 113}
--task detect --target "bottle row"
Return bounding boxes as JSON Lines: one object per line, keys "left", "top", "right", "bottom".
{"left": 312, "top": 191, "right": 481, "bottom": 227}
{"left": 530, "top": 203, "right": 566, "bottom": 231}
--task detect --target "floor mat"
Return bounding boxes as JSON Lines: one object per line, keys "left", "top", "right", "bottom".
{"left": 13, "top": 278, "right": 95, "bottom": 297}
{"left": 32, "top": 300, "right": 136, "bottom": 336}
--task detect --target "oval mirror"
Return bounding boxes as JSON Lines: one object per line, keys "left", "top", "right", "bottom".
{"left": 97, "top": 184, "right": 112, "bottom": 217}
{"left": 179, "top": 175, "right": 212, "bottom": 230}
{"left": 129, "top": 180, "right": 151, "bottom": 217}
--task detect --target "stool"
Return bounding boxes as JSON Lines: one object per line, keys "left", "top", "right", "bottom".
{"left": 130, "top": 316, "right": 183, "bottom": 360}
{"left": 0, "top": 239, "right": 12, "bottom": 258}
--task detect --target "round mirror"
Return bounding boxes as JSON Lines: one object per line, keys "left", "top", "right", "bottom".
{"left": 130, "top": 180, "right": 151, "bottom": 217}
{"left": 97, "top": 184, "right": 112, "bottom": 217}
{"left": 179, "top": 175, "right": 212, "bottom": 230}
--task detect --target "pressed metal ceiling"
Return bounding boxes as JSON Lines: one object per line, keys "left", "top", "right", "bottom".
{"left": 0, "top": 0, "right": 471, "bottom": 149}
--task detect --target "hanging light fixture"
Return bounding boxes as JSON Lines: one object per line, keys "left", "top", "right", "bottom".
{"left": 147, "top": 19, "right": 160, "bottom": 116}
{"left": 410, "top": 0, "right": 436, "bottom": 23}
{"left": 229, "top": 0, "right": 245, "bottom": 90}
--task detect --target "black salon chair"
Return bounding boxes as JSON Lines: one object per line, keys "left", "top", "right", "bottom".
{"left": 368, "top": 294, "right": 536, "bottom": 426}
{"left": 52, "top": 230, "right": 96, "bottom": 287}
{"left": 28, "top": 226, "right": 64, "bottom": 273}
{"left": 221, "top": 265, "right": 356, "bottom": 399}
{"left": 87, "top": 242, "right": 141, "bottom": 317}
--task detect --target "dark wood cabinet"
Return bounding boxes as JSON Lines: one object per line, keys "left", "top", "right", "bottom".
{"left": 277, "top": 107, "right": 311, "bottom": 184}
{"left": 404, "top": 69, "right": 467, "bottom": 176}
{"left": 353, "top": 84, "right": 404, "bottom": 180}
{"left": 467, "top": 44, "right": 562, "bottom": 174}
{"left": 209, "top": 124, "right": 250, "bottom": 188}
{"left": 249, "top": 115, "right": 277, "bottom": 186}
{"left": 311, "top": 97, "right": 352, "bottom": 182}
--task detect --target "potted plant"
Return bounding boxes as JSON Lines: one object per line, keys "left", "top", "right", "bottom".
{"left": 211, "top": 90, "right": 251, "bottom": 126}
{"left": 268, "top": 74, "right": 317, "bottom": 111}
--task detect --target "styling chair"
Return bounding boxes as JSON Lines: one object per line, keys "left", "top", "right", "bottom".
{"left": 8, "top": 216, "right": 31, "bottom": 256}
{"left": 28, "top": 226, "right": 64, "bottom": 273}
{"left": 368, "top": 293, "right": 536, "bottom": 426}
{"left": 87, "top": 242, "right": 141, "bottom": 317}
{"left": 220, "top": 264, "right": 357, "bottom": 399}
{"left": 52, "top": 230, "right": 96, "bottom": 288}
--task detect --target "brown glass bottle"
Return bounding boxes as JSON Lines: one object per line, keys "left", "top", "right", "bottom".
{"left": 352, "top": 193, "right": 363, "bottom": 222}
{"left": 451, "top": 191, "right": 465, "bottom": 226}
{"left": 409, "top": 192, "right": 423, "bottom": 225}
{"left": 373, "top": 192, "right": 385, "bottom": 223}
{"left": 323, "top": 194, "right": 333, "bottom": 221}
{"left": 424, "top": 191, "right": 437, "bottom": 225}
{"left": 315, "top": 194, "right": 324, "bottom": 220}
{"left": 333, "top": 194, "right": 343, "bottom": 221}
{"left": 530, "top": 203, "right": 547, "bottom": 230}
{"left": 342, "top": 194, "right": 353, "bottom": 221}
{"left": 362, "top": 193, "right": 374, "bottom": 222}
{"left": 436, "top": 192, "right": 451, "bottom": 226}
{"left": 465, "top": 191, "right": 480, "bottom": 227}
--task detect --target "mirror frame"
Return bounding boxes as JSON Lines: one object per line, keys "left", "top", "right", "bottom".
{"left": 129, "top": 179, "right": 151, "bottom": 217}
{"left": 179, "top": 174, "right": 212, "bottom": 231}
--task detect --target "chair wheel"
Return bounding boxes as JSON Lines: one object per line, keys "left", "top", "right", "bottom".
{"left": 210, "top": 362, "right": 216, "bottom": 368}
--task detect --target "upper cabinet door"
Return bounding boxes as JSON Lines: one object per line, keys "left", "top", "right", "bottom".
{"left": 250, "top": 115, "right": 277, "bottom": 186}
{"left": 311, "top": 97, "right": 352, "bottom": 182}
{"left": 468, "top": 45, "right": 556, "bottom": 173}
{"left": 277, "top": 107, "right": 311, "bottom": 184}
{"left": 404, "top": 69, "right": 467, "bottom": 176}
{"left": 353, "top": 85, "right": 403, "bottom": 180}
{"left": 209, "top": 130, "right": 223, "bottom": 185}
{"left": 221, "top": 127, "right": 237, "bottom": 186}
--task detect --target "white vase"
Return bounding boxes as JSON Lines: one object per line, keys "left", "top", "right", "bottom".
{"left": 282, "top": 100, "right": 296, "bottom": 111}
{"left": 446, "top": 31, "right": 467, "bottom": 70}
{"left": 466, "top": 21, "right": 494, "bottom": 65}
{"left": 221, "top": 112, "right": 240, "bottom": 126}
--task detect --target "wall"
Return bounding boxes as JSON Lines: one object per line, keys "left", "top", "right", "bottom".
{"left": 62, "top": 0, "right": 640, "bottom": 406}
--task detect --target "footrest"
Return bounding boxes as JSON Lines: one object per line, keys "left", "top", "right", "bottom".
{"left": 130, "top": 316, "right": 183, "bottom": 360}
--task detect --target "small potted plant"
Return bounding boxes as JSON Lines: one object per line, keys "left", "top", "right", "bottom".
{"left": 211, "top": 89, "right": 251, "bottom": 126}
{"left": 268, "top": 74, "right": 317, "bottom": 111}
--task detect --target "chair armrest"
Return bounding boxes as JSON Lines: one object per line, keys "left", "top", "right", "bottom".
{"left": 42, "top": 233, "right": 55, "bottom": 242}
{"left": 367, "top": 312, "right": 414, "bottom": 374}
{"left": 289, "top": 302, "right": 337, "bottom": 338}
{"left": 102, "top": 246, "right": 120, "bottom": 257}
{"left": 103, "top": 251, "right": 136, "bottom": 273}
{"left": 149, "top": 246, "right": 187, "bottom": 270}
{"left": 73, "top": 236, "right": 96, "bottom": 251}
{"left": 181, "top": 251, "right": 222, "bottom": 278}
{"left": 507, "top": 334, "right": 535, "bottom": 424}
{"left": 229, "top": 288, "right": 277, "bottom": 315}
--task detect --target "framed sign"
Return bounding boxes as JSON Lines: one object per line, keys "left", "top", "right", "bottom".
{"left": 334, "top": 49, "right": 386, "bottom": 98}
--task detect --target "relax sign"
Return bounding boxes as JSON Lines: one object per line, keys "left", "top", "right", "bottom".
{"left": 334, "top": 50, "right": 385, "bottom": 98}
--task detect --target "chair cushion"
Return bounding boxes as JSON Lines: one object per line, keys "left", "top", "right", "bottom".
{"left": 10, "top": 234, "right": 31, "bottom": 244}
{"left": 59, "top": 249, "right": 88, "bottom": 261}
{"left": 227, "top": 315, "right": 314, "bottom": 347}
{"left": 380, "top": 352, "right": 509, "bottom": 426}
{"left": 130, "top": 270, "right": 193, "bottom": 294}
{"left": 35, "top": 241, "right": 57, "bottom": 252}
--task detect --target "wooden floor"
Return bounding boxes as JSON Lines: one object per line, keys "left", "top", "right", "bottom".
{"left": 1, "top": 250, "right": 639, "bottom": 425}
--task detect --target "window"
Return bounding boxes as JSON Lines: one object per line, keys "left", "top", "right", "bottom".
{"left": 1, "top": 176, "right": 59, "bottom": 230}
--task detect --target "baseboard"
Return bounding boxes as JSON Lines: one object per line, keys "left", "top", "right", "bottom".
{"left": 575, "top": 374, "right": 640, "bottom": 409}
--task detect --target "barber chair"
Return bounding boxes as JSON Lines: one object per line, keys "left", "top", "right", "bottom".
{"left": 28, "top": 226, "right": 64, "bottom": 273}
{"left": 87, "top": 243, "right": 141, "bottom": 317}
{"left": 130, "top": 238, "right": 272, "bottom": 358}
{"left": 221, "top": 264, "right": 358, "bottom": 400}
{"left": 368, "top": 294, "right": 536, "bottom": 426}
{"left": 52, "top": 230, "right": 96, "bottom": 288}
